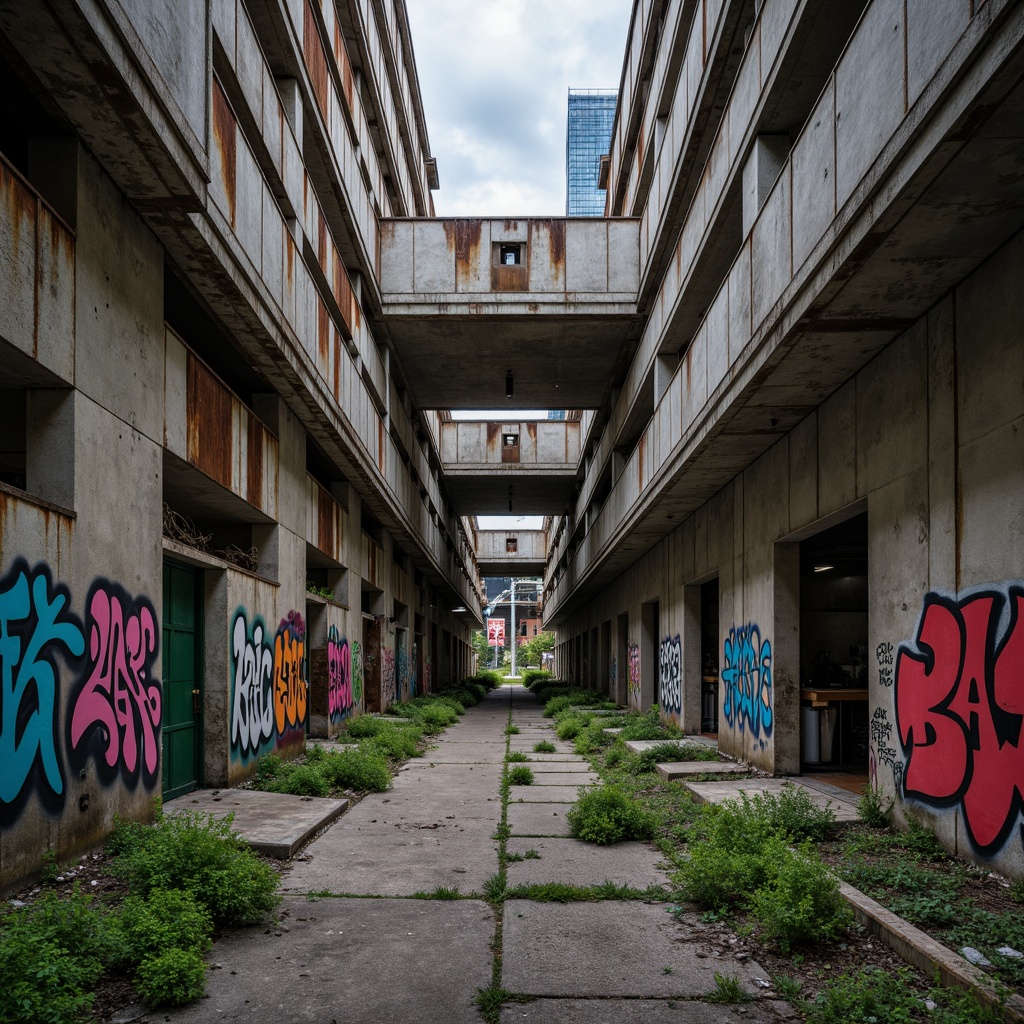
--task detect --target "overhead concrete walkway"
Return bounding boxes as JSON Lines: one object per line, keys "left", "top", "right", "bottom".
{"left": 162, "top": 686, "right": 791, "bottom": 1023}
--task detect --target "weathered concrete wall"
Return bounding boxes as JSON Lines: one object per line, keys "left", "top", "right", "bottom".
{"left": 558, "top": 228, "right": 1024, "bottom": 879}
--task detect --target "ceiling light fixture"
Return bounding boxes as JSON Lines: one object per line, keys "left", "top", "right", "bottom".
{"left": 814, "top": 565, "right": 833, "bottom": 573}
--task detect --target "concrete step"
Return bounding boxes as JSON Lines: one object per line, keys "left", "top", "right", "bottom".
{"left": 655, "top": 761, "right": 750, "bottom": 781}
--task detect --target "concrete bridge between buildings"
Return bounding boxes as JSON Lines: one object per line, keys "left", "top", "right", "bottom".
{"left": 439, "top": 419, "right": 582, "bottom": 517}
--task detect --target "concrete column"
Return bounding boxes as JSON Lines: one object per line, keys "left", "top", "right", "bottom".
{"left": 742, "top": 135, "right": 789, "bottom": 237}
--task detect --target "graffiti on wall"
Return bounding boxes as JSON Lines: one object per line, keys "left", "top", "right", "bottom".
{"left": 230, "top": 614, "right": 274, "bottom": 756}
{"left": 230, "top": 608, "right": 307, "bottom": 759}
{"left": 351, "top": 641, "right": 362, "bottom": 707}
{"left": 876, "top": 642, "right": 894, "bottom": 688}
{"left": 868, "top": 705, "right": 903, "bottom": 790}
{"left": 381, "top": 648, "right": 396, "bottom": 709}
{"left": 273, "top": 610, "right": 306, "bottom": 736}
{"left": 627, "top": 644, "right": 640, "bottom": 707}
{"left": 70, "top": 583, "right": 161, "bottom": 786}
{"left": 895, "top": 584, "right": 1024, "bottom": 855}
{"left": 0, "top": 560, "right": 161, "bottom": 824}
{"left": 326, "top": 626, "right": 353, "bottom": 724}
{"left": 659, "top": 635, "right": 682, "bottom": 715}
{"left": 721, "top": 624, "right": 773, "bottom": 739}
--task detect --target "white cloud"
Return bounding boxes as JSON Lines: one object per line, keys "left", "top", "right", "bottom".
{"left": 406, "top": 0, "right": 631, "bottom": 216}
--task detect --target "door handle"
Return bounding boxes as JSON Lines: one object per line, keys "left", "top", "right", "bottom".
{"left": 192, "top": 688, "right": 201, "bottom": 715}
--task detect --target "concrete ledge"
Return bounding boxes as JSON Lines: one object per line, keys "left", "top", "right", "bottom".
{"left": 655, "top": 761, "right": 750, "bottom": 780}
{"left": 165, "top": 788, "right": 348, "bottom": 859}
{"left": 839, "top": 881, "right": 1024, "bottom": 1022}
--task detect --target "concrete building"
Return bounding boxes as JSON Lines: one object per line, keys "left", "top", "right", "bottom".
{"left": 0, "top": 0, "right": 482, "bottom": 890}
{"left": 2, "top": 0, "right": 1024, "bottom": 890}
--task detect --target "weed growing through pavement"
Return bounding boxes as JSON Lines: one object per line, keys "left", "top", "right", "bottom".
{"left": 567, "top": 786, "right": 656, "bottom": 844}
{"left": 506, "top": 751, "right": 530, "bottom": 763}
{"left": 508, "top": 766, "right": 534, "bottom": 785}
{"left": 533, "top": 740, "right": 556, "bottom": 753}
{"left": 505, "top": 725, "right": 520, "bottom": 735}
{"left": 706, "top": 973, "right": 754, "bottom": 1004}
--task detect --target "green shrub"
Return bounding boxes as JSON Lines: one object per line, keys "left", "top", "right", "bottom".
{"left": 264, "top": 763, "right": 331, "bottom": 797}
{"left": 319, "top": 749, "right": 392, "bottom": 792}
{"left": 344, "top": 716, "right": 387, "bottom": 738}
{"left": 508, "top": 766, "right": 534, "bottom": 785}
{"left": 522, "top": 669, "right": 551, "bottom": 688}
{"left": 856, "top": 785, "right": 893, "bottom": 827}
{"left": 135, "top": 947, "right": 207, "bottom": 1008}
{"left": 567, "top": 787, "right": 655, "bottom": 845}
{"left": 253, "top": 753, "right": 287, "bottom": 783}
{"left": 362, "top": 727, "right": 422, "bottom": 761}
{"left": 0, "top": 923, "right": 100, "bottom": 1023}
{"left": 619, "top": 709, "right": 676, "bottom": 741}
{"left": 543, "top": 695, "right": 576, "bottom": 718}
{"left": 113, "top": 888, "right": 212, "bottom": 966}
{"left": 748, "top": 840, "right": 852, "bottom": 949}
{"left": 573, "top": 719, "right": 615, "bottom": 756}
{"left": 419, "top": 703, "right": 460, "bottom": 730}
{"left": 533, "top": 740, "right": 557, "bottom": 753}
{"left": 555, "top": 713, "right": 589, "bottom": 740}
{"left": 110, "top": 811, "right": 280, "bottom": 926}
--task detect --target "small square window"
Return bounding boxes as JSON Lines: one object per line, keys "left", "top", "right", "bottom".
{"left": 506, "top": 537, "right": 518, "bottom": 553}
{"left": 503, "top": 433, "right": 519, "bottom": 447}
{"left": 499, "top": 244, "right": 522, "bottom": 265}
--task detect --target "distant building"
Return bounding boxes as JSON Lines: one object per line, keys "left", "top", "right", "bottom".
{"left": 566, "top": 89, "right": 617, "bottom": 216}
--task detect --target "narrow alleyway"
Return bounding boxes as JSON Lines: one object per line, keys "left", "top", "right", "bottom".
{"left": 164, "top": 687, "right": 784, "bottom": 1023}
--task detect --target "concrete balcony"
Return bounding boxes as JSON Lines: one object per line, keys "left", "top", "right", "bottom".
{"left": 0, "top": 156, "right": 75, "bottom": 384}
{"left": 439, "top": 420, "right": 581, "bottom": 515}
{"left": 379, "top": 218, "right": 642, "bottom": 410}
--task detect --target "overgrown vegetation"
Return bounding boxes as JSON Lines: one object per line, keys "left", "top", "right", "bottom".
{"left": 673, "top": 787, "right": 848, "bottom": 949}
{"left": 567, "top": 786, "right": 656, "bottom": 845}
{"left": 802, "top": 967, "right": 1001, "bottom": 1024}
{"left": 0, "top": 812, "right": 280, "bottom": 1021}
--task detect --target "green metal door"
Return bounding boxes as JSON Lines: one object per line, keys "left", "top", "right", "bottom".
{"left": 162, "top": 560, "right": 203, "bottom": 800}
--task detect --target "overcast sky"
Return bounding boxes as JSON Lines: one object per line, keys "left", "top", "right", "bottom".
{"left": 405, "top": 0, "right": 631, "bottom": 216}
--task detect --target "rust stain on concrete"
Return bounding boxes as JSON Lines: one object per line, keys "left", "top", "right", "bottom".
{"left": 211, "top": 79, "right": 237, "bottom": 226}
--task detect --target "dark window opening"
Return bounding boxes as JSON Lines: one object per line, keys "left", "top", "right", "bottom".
{"left": 499, "top": 244, "right": 522, "bottom": 266}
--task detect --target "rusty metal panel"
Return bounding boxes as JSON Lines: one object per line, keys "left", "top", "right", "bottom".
{"left": 186, "top": 352, "right": 232, "bottom": 488}
{"left": 211, "top": 77, "right": 237, "bottom": 226}
{"left": 0, "top": 161, "right": 40, "bottom": 359}
{"left": 303, "top": 0, "right": 329, "bottom": 120}
{"left": 246, "top": 412, "right": 264, "bottom": 509}
{"left": 490, "top": 263, "right": 528, "bottom": 292}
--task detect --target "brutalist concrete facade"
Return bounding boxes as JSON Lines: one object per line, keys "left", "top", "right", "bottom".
{"left": 0, "top": 0, "right": 481, "bottom": 891}
{"left": 544, "top": 0, "right": 1024, "bottom": 881}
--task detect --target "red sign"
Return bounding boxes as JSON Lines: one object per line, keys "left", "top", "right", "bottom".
{"left": 486, "top": 618, "right": 506, "bottom": 645}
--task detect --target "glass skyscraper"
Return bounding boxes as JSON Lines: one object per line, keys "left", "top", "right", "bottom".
{"left": 566, "top": 89, "right": 617, "bottom": 216}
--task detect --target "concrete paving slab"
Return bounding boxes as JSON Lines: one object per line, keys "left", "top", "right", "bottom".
{"left": 413, "top": 744, "right": 506, "bottom": 763}
{"left": 507, "top": 802, "right": 572, "bottom": 837}
{"left": 685, "top": 777, "right": 860, "bottom": 821}
{"left": 529, "top": 772, "right": 601, "bottom": 786}
{"left": 509, "top": 741, "right": 577, "bottom": 755}
{"left": 509, "top": 751, "right": 585, "bottom": 762}
{"left": 164, "top": 788, "right": 347, "bottom": 859}
{"left": 505, "top": 838, "right": 670, "bottom": 889}
{"left": 502, "top": 902, "right": 767, "bottom": 998}
{"left": 510, "top": 785, "right": 586, "bottom": 803}
{"left": 656, "top": 761, "right": 750, "bottom": 780}
{"left": 163, "top": 896, "right": 493, "bottom": 1023}
{"left": 522, "top": 761, "right": 594, "bottom": 773}
{"left": 499, "top": 998, "right": 776, "bottom": 1023}
{"left": 280, "top": 816, "right": 499, "bottom": 895}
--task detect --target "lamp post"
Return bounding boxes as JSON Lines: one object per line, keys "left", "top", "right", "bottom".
{"left": 510, "top": 577, "right": 517, "bottom": 678}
